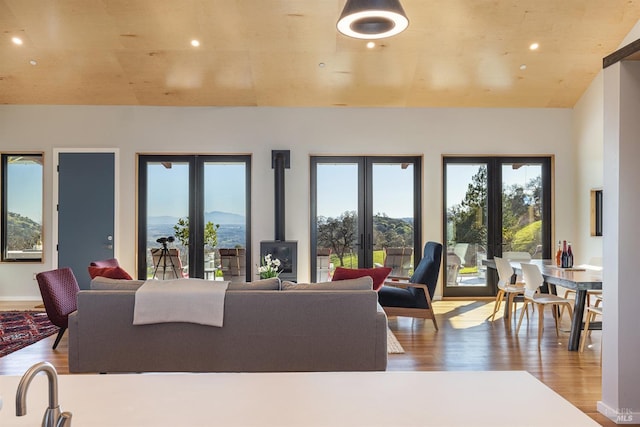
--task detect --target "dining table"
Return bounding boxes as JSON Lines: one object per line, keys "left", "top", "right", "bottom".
{"left": 484, "top": 259, "right": 602, "bottom": 351}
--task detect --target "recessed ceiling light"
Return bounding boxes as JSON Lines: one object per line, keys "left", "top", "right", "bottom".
{"left": 366, "top": 41, "right": 375, "bottom": 49}
{"left": 29, "top": 59, "right": 37, "bottom": 66}
{"left": 12, "top": 37, "right": 23, "bottom": 45}
{"left": 318, "top": 62, "right": 326, "bottom": 68}
{"left": 529, "top": 42, "right": 539, "bottom": 51}
{"left": 519, "top": 64, "right": 527, "bottom": 70}
{"left": 190, "top": 39, "right": 200, "bottom": 47}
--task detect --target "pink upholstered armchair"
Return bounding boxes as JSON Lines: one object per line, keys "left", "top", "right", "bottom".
{"left": 35, "top": 267, "right": 80, "bottom": 349}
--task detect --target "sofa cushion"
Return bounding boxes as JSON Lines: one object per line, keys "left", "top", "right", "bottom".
{"left": 282, "top": 276, "right": 373, "bottom": 291}
{"left": 88, "top": 266, "right": 132, "bottom": 280}
{"left": 227, "top": 277, "right": 281, "bottom": 291}
{"left": 331, "top": 267, "right": 392, "bottom": 291}
{"left": 90, "top": 277, "right": 145, "bottom": 291}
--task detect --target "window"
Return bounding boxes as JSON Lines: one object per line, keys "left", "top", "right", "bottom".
{"left": 137, "top": 155, "right": 251, "bottom": 280}
{"left": 443, "top": 156, "right": 551, "bottom": 297}
{"left": 310, "top": 156, "right": 422, "bottom": 281}
{"left": 1, "top": 154, "right": 44, "bottom": 262}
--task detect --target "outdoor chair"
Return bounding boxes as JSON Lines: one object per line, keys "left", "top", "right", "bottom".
{"left": 446, "top": 252, "right": 462, "bottom": 286}
{"left": 383, "top": 247, "right": 413, "bottom": 277}
{"left": 377, "top": 241, "right": 442, "bottom": 330}
{"left": 35, "top": 267, "right": 80, "bottom": 349}
{"left": 502, "top": 251, "right": 532, "bottom": 261}
{"left": 150, "top": 247, "right": 186, "bottom": 279}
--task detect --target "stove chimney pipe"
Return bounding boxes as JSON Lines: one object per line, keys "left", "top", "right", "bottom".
{"left": 272, "top": 150, "right": 290, "bottom": 241}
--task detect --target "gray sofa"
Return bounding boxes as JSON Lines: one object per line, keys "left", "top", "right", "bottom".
{"left": 68, "top": 277, "right": 387, "bottom": 373}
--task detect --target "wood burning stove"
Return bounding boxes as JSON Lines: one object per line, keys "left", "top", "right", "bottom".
{"left": 261, "top": 150, "right": 297, "bottom": 282}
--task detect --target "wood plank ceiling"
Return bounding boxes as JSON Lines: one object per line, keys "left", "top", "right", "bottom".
{"left": 2, "top": 0, "right": 640, "bottom": 108}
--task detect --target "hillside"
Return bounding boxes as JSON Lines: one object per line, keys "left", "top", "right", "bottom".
{"left": 6, "top": 212, "right": 41, "bottom": 250}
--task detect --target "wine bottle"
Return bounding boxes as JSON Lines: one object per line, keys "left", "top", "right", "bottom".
{"left": 567, "top": 242, "right": 574, "bottom": 268}
{"left": 561, "top": 240, "right": 568, "bottom": 268}
{"left": 555, "top": 240, "right": 562, "bottom": 267}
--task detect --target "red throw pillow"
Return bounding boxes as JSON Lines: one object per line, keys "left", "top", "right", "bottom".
{"left": 88, "top": 266, "right": 133, "bottom": 280}
{"left": 331, "top": 267, "right": 392, "bottom": 291}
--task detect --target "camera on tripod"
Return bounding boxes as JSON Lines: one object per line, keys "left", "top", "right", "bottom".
{"left": 156, "top": 236, "right": 175, "bottom": 247}
{"left": 152, "top": 236, "right": 178, "bottom": 279}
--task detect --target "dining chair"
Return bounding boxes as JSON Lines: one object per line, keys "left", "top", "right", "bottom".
{"left": 489, "top": 257, "right": 525, "bottom": 322}
{"left": 516, "top": 263, "right": 574, "bottom": 347}
{"left": 580, "top": 295, "right": 603, "bottom": 354}
{"left": 560, "top": 261, "right": 603, "bottom": 321}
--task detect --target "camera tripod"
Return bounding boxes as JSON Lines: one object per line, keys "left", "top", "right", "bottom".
{"left": 152, "top": 240, "right": 180, "bottom": 280}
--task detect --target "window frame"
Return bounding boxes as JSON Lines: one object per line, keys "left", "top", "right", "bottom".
{"left": 310, "top": 155, "right": 423, "bottom": 281}
{"left": 137, "top": 154, "right": 252, "bottom": 279}
{"left": 441, "top": 155, "right": 552, "bottom": 297}
{"left": 1, "top": 153, "right": 44, "bottom": 263}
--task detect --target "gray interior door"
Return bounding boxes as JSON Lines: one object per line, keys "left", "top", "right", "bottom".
{"left": 58, "top": 152, "right": 115, "bottom": 289}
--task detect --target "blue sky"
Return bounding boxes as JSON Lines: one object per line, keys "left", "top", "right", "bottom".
{"left": 317, "top": 163, "right": 415, "bottom": 218}
{"left": 146, "top": 161, "right": 543, "bottom": 221}
{"left": 8, "top": 162, "right": 42, "bottom": 223}
{"left": 446, "top": 163, "right": 542, "bottom": 208}
{"left": 147, "top": 162, "right": 246, "bottom": 218}
{"left": 148, "top": 161, "right": 418, "bottom": 220}
{"left": 9, "top": 160, "right": 540, "bottom": 225}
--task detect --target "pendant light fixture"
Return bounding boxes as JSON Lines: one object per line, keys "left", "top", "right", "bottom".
{"left": 337, "top": 0, "right": 409, "bottom": 40}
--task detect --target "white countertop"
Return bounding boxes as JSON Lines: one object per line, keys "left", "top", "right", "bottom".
{"left": 0, "top": 370, "right": 598, "bottom": 426}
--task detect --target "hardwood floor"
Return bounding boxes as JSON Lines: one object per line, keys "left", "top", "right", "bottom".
{"left": 0, "top": 299, "right": 613, "bottom": 426}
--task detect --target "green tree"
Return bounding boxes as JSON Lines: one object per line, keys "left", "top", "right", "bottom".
{"left": 173, "top": 217, "right": 220, "bottom": 250}
{"left": 6, "top": 212, "right": 41, "bottom": 251}
{"left": 448, "top": 166, "right": 543, "bottom": 255}
{"left": 448, "top": 165, "right": 487, "bottom": 245}
{"left": 372, "top": 213, "right": 413, "bottom": 249}
{"left": 317, "top": 211, "right": 358, "bottom": 267}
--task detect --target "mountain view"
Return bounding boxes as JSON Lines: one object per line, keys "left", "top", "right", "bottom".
{"left": 6, "top": 212, "right": 41, "bottom": 251}
{"left": 147, "top": 211, "right": 246, "bottom": 250}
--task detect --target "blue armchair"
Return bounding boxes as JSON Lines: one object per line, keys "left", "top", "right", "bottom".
{"left": 377, "top": 241, "right": 443, "bottom": 330}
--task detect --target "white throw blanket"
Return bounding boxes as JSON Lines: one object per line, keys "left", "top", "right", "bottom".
{"left": 133, "top": 279, "right": 229, "bottom": 327}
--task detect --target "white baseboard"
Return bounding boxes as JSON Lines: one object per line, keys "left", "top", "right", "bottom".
{"left": 0, "top": 297, "right": 42, "bottom": 302}
{"left": 598, "top": 401, "right": 639, "bottom": 424}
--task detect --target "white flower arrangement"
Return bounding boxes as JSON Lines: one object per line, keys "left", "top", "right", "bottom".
{"left": 258, "top": 253, "right": 281, "bottom": 279}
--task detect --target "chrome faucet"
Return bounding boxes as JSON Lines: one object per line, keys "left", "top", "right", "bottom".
{"left": 15, "top": 361, "right": 72, "bottom": 427}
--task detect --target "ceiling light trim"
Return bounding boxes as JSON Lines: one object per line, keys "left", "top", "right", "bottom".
{"left": 337, "top": 0, "right": 409, "bottom": 40}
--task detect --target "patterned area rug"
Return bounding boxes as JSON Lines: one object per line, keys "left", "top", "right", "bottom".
{"left": 387, "top": 328, "right": 405, "bottom": 354}
{"left": 0, "top": 311, "right": 58, "bottom": 357}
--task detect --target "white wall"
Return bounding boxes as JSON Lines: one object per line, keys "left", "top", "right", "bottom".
{"left": 0, "top": 106, "right": 574, "bottom": 300}
{"left": 572, "top": 73, "right": 604, "bottom": 264}
{"left": 572, "top": 19, "right": 640, "bottom": 266}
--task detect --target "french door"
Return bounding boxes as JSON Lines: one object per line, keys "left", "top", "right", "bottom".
{"left": 442, "top": 157, "right": 551, "bottom": 297}
{"left": 310, "top": 156, "right": 422, "bottom": 282}
{"left": 137, "top": 155, "right": 251, "bottom": 280}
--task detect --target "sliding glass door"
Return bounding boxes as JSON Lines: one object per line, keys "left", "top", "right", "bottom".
{"left": 310, "top": 156, "right": 421, "bottom": 282}
{"left": 443, "top": 157, "right": 551, "bottom": 297}
{"left": 137, "top": 155, "right": 251, "bottom": 280}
